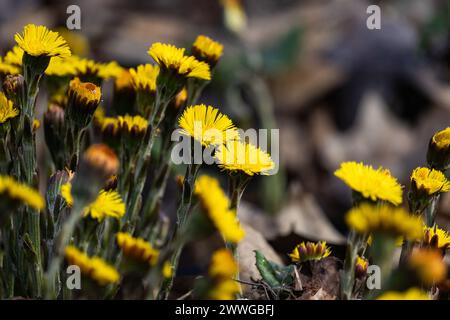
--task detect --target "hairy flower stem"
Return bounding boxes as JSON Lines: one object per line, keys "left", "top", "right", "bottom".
{"left": 425, "top": 195, "right": 440, "bottom": 227}
{"left": 340, "top": 231, "right": 366, "bottom": 300}
{"left": 45, "top": 201, "right": 85, "bottom": 298}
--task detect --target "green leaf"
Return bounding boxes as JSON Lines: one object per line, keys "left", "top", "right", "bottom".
{"left": 254, "top": 250, "right": 281, "bottom": 288}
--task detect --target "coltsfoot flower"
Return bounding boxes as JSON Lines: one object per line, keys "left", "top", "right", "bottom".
{"left": 410, "top": 167, "right": 450, "bottom": 196}
{"left": 215, "top": 140, "right": 275, "bottom": 176}
{"left": 408, "top": 249, "right": 447, "bottom": 286}
{"left": 4, "top": 46, "right": 24, "bottom": 66}
{"left": 0, "top": 58, "right": 20, "bottom": 75}
{"left": 45, "top": 57, "right": 77, "bottom": 77}
{"left": 129, "top": 64, "right": 159, "bottom": 93}
{"left": 207, "top": 249, "right": 240, "bottom": 300}
{"left": 194, "top": 175, "right": 245, "bottom": 243}
{"left": 64, "top": 246, "right": 120, "bottom": 286}
{"left": 61, "top": 183, "right": 125, "bottom": 221}
{"left": 0, "top": 92, "right": 19, "bottom": 124}
{"left": 427, "top": 127, "right": 450, "bottom": 170}
{"left": 377, "top": 288, "right": 430, "bottom": 300}
{"left": 335, "top": 161, "right": 403, "bottom": 205}
{"left": 355, "top": 256, "right": 369, "bottom": 278}
{"left": 422, "top": 226, "right": 450, "bottom": 251}
{"left": 116, "top": 232, "right": 160, "bottom": 266}
{"left": 0, "top": 175, "right": 44, "bottom": 211}
{"left": 192, "top": 35, "right": 224, "bottom": 67}
{"left": 346, "top": 203, "right": 422, "bottom": 240}
{"left": 15, "top": 24, "right": 71, "bottom": 58}
{"left": 288, "top": 241, "right": 331, "bottom": 263}
{"left": 178, "top": 104, "right": 238, "bottom": 147}
{"left": 117, "top": 114, "right": 148, "bottom": 138}
{"left": 148, "top": 42, "right": 211, "bottom": 81}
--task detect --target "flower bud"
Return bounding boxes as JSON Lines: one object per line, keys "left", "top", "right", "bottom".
{"left": 427, "top": 127, "right": 450, "bottom": 171}
{"left": 44, "top": 104, "right": 66, "bottom": 169}
{"left": 66, "top": 77, "right": 101, "bottom": 127}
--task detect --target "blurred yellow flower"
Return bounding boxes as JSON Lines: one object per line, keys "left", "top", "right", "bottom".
{"left": 163, "top": 261, "right": 173, "bottom": 278}
{"left": 0, "top": 59, "right": 20, "bottom": 75}
{"left": 194, "top": 175, "right": 245, "bottom": 243}
{"left": 423, "top": 226, "right": 450, "bottom": 251}
{"left": 209, "top": 248, "right": 238, "bottom": 278}
{"left": 65, "top": 246, "right": 119, "bottom": 286}
{"left": 4, "top": 46, "right": 24, "bottom": 66}
{"left": 215, "top": 140, "right": 275, "bottom": 176}
{"left": 192, "top": 35, "right": 224, "bottom": 66}
{"left": 15, "top": 24, "right": 71, "bottom": 58}
{"left": 408, "top": 249, "right": 447, "bottom": 286}
{"left": 355, "top": 256, "right": 369, "bottom": 277}
{"left": 45, "top": 57, "right": 77, "bottom": 77}
{"left": 129, "top": 64, "right": 159, "bottom": 92}
{"left": 411, "top": 167, "right": 450, "bottom": 196}
{"left": 289, "top": 241, "right": 331, "bottom": 263}
{"left": 0, "top": 175, "right": 44, "bottom": 210}
{"left": 432, "top": 127, "right": 450, "bottom": 150}
{"left": 335, "top": 161, "right": 403, "bottom": 205}
{"left": 116, "top": 232, "right": 159, "bottom": 266}
{"left": 117, "top": 114, "right": 148, "bottom": 136}
{"left": 0, "top": 92, "right": 19, "bottom": 124}
{"left": 346, "top": 203, "right": 422, "bottom": 240}
{"left": 148, "top": 42, "right": 211, "bottom": 80}
{"left": 178, "top": 104, "right": 238, "bottom": 147}
{"left": 377, "top": 288, "right": 430, "bottom": 300}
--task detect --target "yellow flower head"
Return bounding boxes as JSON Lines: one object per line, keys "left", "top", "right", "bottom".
{"left": 377, "top": 288, "right": 430, "bottom": 300}
{"left": 334, "top": 161, "right": 403, "bottom": 205}
{"left": 116, "top": 232, "right": 160, "bottom": 266}
{"left": 98, "top": 61, "right": 123, "bottom": 79}
{"left": 194, "top": 175, "right": 245, "bottom": 243}
{"left": 411, "top": 167, "right": 450, "bottom": 196}
{"left": 192, "top": 35, "right": 224, "bottom": 66}
{"left": 178, "top": 104, "right": 238, "bottom": 147}
{"left": 355, "top": 256, "right": 369, "bottom": 277}
{"left": 408, "top": 249, "right": 447, "bottom": 286}
{"left": 64, "top": 246, "right": 119, "bottom": 285}
{"left": 173, "top": 87, "right": 188, "bottom": 109}
{"left": 45, "top": 57, "right": 77, "bottom": 77}
{"left": 15, "top": 24, "right": 71, "bottom": 58}
{"left": 61, "top": 183, "right": 125, "bottom": 221}
{"left": 0, "top": 59, "right": 20, "bottom": 75}
{"left": 129, "top": 64, "right": 159, "bottom": 92}
{"left": 0, "top": 175, "right": 44, "bottom": 210}
{"left": 117, "top": 114, "right": 148, "bottom": 137}
{"left": 215, "top": 140, "right": 275, "bottom": 176}
{"left": 4, "top": 46, "right": 24, "bottom": 66}
{"left": 432, "top": 127, "right": 450, "bottom": 150}
{"left": 69, "top": 77, "right": 101, "bottom": 106}
{"left": 85, "top": 189, "right": 125, "bottom": 221}
{"left": 114, "top": 69, "right": 134, "bottom": 91}
{"left": 209, "top": 248, "right": 239, "bottom": 278}
{"left": 0, "top": 92, "right": 19, "bottom": 124}
{"left": 208, "top": 278, "right": 241, "bottom": 300}
{"left": 346, "top": 203, "right": 422, "bottom": 240}
{"left": 148, "top": 43, "right": 211, "bottom": 80}
{"left": 423, "top": 226, "right": 450, "bottom": 251}
{"left": 289, "top": 241, "right": 331, "bottom": 263}
{"left": 82, "top": 144, "right": 119, "bottom": 178}
{"left": 163, "top": 261, "right": 173, "bottom": 278}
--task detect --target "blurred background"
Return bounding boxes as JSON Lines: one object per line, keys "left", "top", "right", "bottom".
{"left": 1, "top": 0, "right": 450, "bottom": 297}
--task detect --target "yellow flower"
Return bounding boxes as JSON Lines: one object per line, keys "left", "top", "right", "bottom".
{"left": 377, "top": 288, "right": 430, "bottom": 300}
{"left": 192, "top": 35, "right": 224, "bottom": 66}
{"left": 82, "top": 144, "right": 119, "bottom": 179}
{"left": 85, "top": 189, "right": 125, "bottom": 221}
{"left": 148, "top": 42, "right": 211, "bottom": 80}
{"left": 431, "top": 127, "right": 450, "bottom": 150}
{"left": 61, "top": 183, "right": 125, "bottom": 221}
{"left": 0, "top": 59, "right": 20, "bottom": 75}
{"left": 215, "top": 140, "right": 275, "bottom": 176}
{"left": 334, "top": 161, "right": 403, "bottom": 205}
{"left": 209, "top": 248, "right": 238, "bottom": 278}
{"left": 163, "top": 261, "right": 173, "bottom": 278}
{"left": 114, "top": 69, "right": 134, "bottom": 91}
{"left": 346, "top": 203, "right": 422, "bottom": 240}
{"left": 408, "top": 249, "right": 447, "bottom": 286}
{"left": 355, "top": 256, "right": 369, "bottom": 277}
{"left": 129, "top": 64, "right": 159, "bottom": 92}
{"left": 32, "top": 119, "right": 40, "bottom": 131}
{"left": 98, "top": 61, "right": 123, "bottom": 79}
{"left": 173, "top": 87, "right": 188, "bottom": 109}
{"left": 69, "top": 77, "right": 101, "bottom": 106}
{"left": 207, "top": 249, "right": 240, "bottom": 300}
{"left": 194, "top": 175, "right": 245, "bottom": 243}
{"left": 4, "top": 46, "right": 24, "bottom": 66}
{"left": 289, "top": 241, "right": 331, "bottom": 263}
{"left": 116, "top": 232, "right": 160, "bottom": 266}
{"left": 64, "top": 246, "right": 119, "bottom": 285}
{"left": 0, "top": 175, "right": 44, "bottom": 210}
{"left": 0, "top": 92, "right": 19, "bottom": 124}
{"left": 411, "top": 167, "right": 450, "bottom": 196}
{"left": 423, "top": 226, "right": 450, "bottom": 250}
{"left": 45, "top": 57, "right": 77, "bottom": 77}
{"left": 178, "top": 104, "right": 238, "bottom": 147}
{"left": 15, "top": 24, "right": 71, "bottom": 58}
{"left": 117, "top": 114, "right": 148, "bottom": 136}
